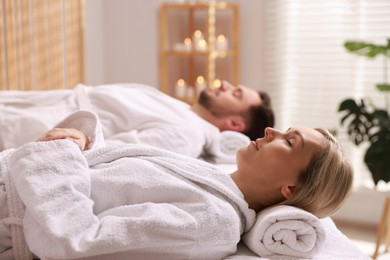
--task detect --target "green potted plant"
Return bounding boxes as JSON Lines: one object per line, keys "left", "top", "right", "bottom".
{"left": 338, "top": 38, "right": 390, "bottom": 186}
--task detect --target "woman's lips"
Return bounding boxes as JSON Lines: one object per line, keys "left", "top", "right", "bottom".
{"left": 251, "top": 140, "right": 258, "bottom": 150}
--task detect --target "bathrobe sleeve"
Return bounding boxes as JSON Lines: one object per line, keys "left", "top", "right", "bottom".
{"left": 105, "top": 126, "right": 204, "bottom": 158}
{"left": 7, "top": 140, "right": 238, "bottom": 260}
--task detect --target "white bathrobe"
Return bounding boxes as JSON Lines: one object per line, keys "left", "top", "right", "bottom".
{"left": 0, "top": 110, "right": 255, "bottom": 259}
{"left": 1, "top": 140, "right": 255, "bottom": 260}
{"left": 0, "top": 83, "right": 221, "bottom": 158}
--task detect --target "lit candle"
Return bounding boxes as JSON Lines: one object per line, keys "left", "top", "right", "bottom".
{"left": 174, "top": 38, "right": 192, "bottom": 52}
{"left": 193, "top": 30, "right": 203, "bottom": 43}
{"left": 193, "top": 30, "right": 207, "bottom": 51}
{"left": 213, "top": 79, "right": 221, "bottom": 88}
{"left": 183, "top": 37, "right": 192, "bottom": 51}
{"left": 197, "top": 39, "right": 208, "bottom": 51}
{"left": 175, "top": 79, "right": 187, "bottom": 99}
{"left": 196, "top": 75, "right": 206, "bottom": 95}
{"left": 216, "top": 34, "right": 228, "bottom": 51}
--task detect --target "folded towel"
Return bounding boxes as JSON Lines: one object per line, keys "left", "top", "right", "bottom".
{"left": 242, "top": 205, "right": 326, "bottom": 259}
{"left": 208, "top": 131, "right": 250, "bottom": 164}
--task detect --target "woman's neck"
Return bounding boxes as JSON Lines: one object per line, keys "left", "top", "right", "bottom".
{"left": 230, "top": 171, "right": 269, "bottom": 212}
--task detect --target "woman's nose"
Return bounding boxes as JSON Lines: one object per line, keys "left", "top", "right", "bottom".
{"left": 264, "top": 127, "right": 281, "bottom": 141}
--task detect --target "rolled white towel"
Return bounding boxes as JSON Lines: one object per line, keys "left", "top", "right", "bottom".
{"left": 242, "top": 205, "right": 326, "bottom": 259}
{"left": 210, "top": 131, "right": 250, "bottom": 164}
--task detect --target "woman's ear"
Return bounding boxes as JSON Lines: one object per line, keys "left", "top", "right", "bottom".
{"left": 281, "top": 185, "right": 295, "bottom": 199}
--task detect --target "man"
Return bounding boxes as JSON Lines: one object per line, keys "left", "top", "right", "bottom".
{"left": 0, "top": 81, "right": 274, "bottom": 161}
{"left": 194, "top": 80, "right": 274, "bottom": 141}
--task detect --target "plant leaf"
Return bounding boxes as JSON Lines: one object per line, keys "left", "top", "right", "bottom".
{"left": 365, "top": 138, "right": 390, "bottom": 185}
{"left": 341, "top": 38, "right": 390, "bottom": 186}
{"left": 344, "top": 41, "right": 389, "bottom": 58}
{"left": 338, "top": 99, "right": 359, "bottom": 112}
{"left": 338, "top": 98, "right": 374, "bottom": 145}
{"left": 376, "top": 83, "right": 390, "bottom": 92}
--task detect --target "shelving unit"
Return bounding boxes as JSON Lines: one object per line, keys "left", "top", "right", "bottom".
{"left": 159, "top": 1, "right": 239, "bottom": 103}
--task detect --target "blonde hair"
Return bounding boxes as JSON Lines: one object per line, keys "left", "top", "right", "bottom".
{"left": 282, "top": 128, "right": 353, "bottom": 218}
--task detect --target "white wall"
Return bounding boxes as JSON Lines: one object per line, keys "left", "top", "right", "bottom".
{"left": 84, "top": 0, "right": 105, "bottom": 85}
{"left": 84, "top": 0, "right": 267, "bottom": 91}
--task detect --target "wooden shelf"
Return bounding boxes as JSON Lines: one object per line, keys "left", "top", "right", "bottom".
{"left": 159, "top": 2, "right": 239, "bottom": 102}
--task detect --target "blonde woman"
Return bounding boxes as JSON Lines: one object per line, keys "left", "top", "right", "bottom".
{"left": 0, "top": 112, "right": 352, "bottom": 259}
{"left": 231, "top": 127, "right": 352, "bottom": 218}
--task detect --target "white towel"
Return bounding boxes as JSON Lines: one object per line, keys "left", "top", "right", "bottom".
{"left": 208, "top": 131, "right": 250, "bottom": 164}
{"left": 242, "top": 205, "right": 326, "bottom": 259}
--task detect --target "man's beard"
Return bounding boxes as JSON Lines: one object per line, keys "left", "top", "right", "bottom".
{"left": 198, "top": 90, "right": 231, "bottom": 117}
{"left": 198, "top": 90, "right": 212, "bottom": 110}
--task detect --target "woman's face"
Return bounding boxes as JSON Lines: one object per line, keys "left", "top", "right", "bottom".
{"left": 236, "top": 127, "right": 326, "bottom": 192}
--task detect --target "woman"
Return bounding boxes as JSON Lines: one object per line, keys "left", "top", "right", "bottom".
{"left": 0, "top": 111, "right": 352, "bottom": 260}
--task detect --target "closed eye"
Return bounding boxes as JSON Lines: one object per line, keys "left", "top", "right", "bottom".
{"left": 285, "top": 128, "right": 305, "bottom": 149}
{"left": 233, "top": 88, "right": 243, "bottom": 99}
{"left": 285, "top": 138, "right": 293, "bottom": 147}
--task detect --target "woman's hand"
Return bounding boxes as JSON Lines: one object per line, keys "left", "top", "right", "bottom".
{"left": 37, "top": 128, "right": 90, "bottom": 151}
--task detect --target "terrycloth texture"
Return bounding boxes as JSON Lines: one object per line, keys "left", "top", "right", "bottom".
{"left": 242, "top": 205, "right": 326, "bottom": 259}
{"left": 0, "top": 149, "right": 33, "bottom": 260}
{"left": 53, "top": 110, "right": 105, "bottom": 150}
{"left": 310, "top": 217, "right": 371, "bottom": 259}
{"left": 0, "top": 110, "right": 103, "bottom": 260}
{"left": 225, "top": 217, "right": 370, "bottom": 260}
{"left": 206, "top": 131, "right": 250, "bottom": 164}
{"left": 5, "top": 139, "right": 256, "bottom": 259}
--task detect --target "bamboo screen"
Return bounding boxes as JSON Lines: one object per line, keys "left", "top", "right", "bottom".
{"left": 0, "top": 0, "right": 84, "bottom": 90}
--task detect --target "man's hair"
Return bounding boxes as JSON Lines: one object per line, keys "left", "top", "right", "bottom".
{"left": 242, "top": 91, "right": 275, "bottom": 140}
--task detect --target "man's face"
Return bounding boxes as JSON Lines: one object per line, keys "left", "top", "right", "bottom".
{"left": 198, "top": 80, "right": 262, "bottom": 117}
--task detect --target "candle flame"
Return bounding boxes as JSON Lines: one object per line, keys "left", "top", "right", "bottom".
{"left": 197, "top": 76, "right": 204, "bottom": 84}
{"left": 213, "top": 79, "right": 221, "bottom": 88}
{"left": 184, "top": 38, "right": 192, "bottom": 46}
{"left": 198, "top": 39, "right": 207, "bottom": 47}
{"left": 217, "top": 34, "right": 225, "bottom": 42}
{"left": 177, "top": 79, "right": 185, "bottom": 86}
{"left": 194, "top": 30, "right": 202, "bottom": 37}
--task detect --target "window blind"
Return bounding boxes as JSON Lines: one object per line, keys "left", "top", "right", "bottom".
{"left": 264, "top": 0, "right": 390, "bottom": 187}
{"left": 0, "top": 0, "right": 84, "bottom": 90}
